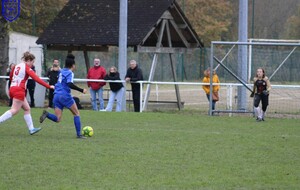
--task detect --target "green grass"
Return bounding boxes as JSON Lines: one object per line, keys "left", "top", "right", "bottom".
{"left": 0, "top": 107, "right": 299, "bottom": 189}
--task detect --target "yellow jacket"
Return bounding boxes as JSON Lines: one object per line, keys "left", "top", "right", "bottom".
{"left": 202, "top": 73, "right": 220, "bottom": 94}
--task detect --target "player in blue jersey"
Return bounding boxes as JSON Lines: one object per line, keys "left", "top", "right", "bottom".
{"left": 39, "top": 54, "right": 87, "bottom": 138}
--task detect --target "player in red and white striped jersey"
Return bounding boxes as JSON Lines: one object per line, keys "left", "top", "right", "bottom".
{"left": 0, "top": 51, "right": 55, "bottom": 135}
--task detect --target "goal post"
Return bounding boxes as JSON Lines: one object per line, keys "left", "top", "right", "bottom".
{"left": 210, "top": 40, "right": 300, "bottom": 116}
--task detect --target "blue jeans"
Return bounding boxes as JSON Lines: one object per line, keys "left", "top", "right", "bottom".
{"left": 90, "top": 87, "right": 104, "bottom": 111}
{"left": 105, "top": 87, "right": 125, "bottom": 112}
{"left": 206, "top": 94, "right": 216, "bottom": 110}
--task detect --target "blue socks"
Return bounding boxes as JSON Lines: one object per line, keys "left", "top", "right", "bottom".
{"left": 46, "top": 113, "right": 81, "bottom": 137}
{"left": 47, "top": 113, "right": 58, "bottom": 122}
{"left": 74, "top": 116, "right": 81, "bottom": 136}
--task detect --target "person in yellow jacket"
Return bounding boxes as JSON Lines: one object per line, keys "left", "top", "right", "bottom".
{"left": 202, "top": 68, "right": 220, "bottom": 111}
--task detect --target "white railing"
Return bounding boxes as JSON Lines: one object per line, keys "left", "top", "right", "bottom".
{"left": 1, "top": 75, "right": 300, "bottom": 115}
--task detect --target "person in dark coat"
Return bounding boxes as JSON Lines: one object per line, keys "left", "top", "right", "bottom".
{"left": 46, "top": 59, "right": 60, "bottom": 108}
{"left": 125, "top": 60, "right": 143, "bottom": 112}
{"left": 104, "top": 66, "right": 124, "bottom": 112}
{"left": 6, "top": 63, "right": 16, "bottom": 106}
{"left": 26, "top": 65, "right": 36, "bottom": 107}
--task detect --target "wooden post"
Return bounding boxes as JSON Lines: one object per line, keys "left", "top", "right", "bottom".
{"left": 83, "top": 50, "right": 90, "bottom": 73}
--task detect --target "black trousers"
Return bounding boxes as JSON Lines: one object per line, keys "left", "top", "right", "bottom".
{"left": 131, "top": 85, "right": 140, "bottom": 112}
{"left": 27, "top": 80, "right": 36, "bottom": 107}
{"left": 48, "top": 88, "right": 55, "bottom": 108}
{"left": 254, "top": 93, "right": 269, "bottom": 112}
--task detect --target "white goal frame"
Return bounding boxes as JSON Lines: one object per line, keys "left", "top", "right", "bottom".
{"left": 210, "top": 40, "right": 300, "bottom": 116}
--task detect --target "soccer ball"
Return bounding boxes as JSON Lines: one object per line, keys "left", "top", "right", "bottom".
{"left": 82, "top": 126, "right": 94, "bottom": 137}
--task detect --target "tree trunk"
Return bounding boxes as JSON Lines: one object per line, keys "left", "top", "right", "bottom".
{"left": 0, "top": 17, "right": 9, "bottom": 99}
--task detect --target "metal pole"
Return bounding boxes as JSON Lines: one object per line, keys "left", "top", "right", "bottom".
{"left": 269, "top": 47, "right": 298, "bottom": 80}
{"left": 140, "top": 82, "right": 143, "bottom": 112}
{"left": 237, "top": 0, "right": 248, "bottom": 110}
{"left": 118, "top": 0, "right": 128, "bottom": 111}
{"left": 248, "top": 39, "right": 252, "bottom": 82}
{"left": 214, "top": 44, "right": 236, "bottom": 71}
{"left": 209, "top": 43, "right": 214, "bottom": 116}
{"left": 251, "top": 0, "right": 255, "bottom": 38}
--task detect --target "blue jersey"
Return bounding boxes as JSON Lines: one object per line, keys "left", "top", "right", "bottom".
{"left": 54, "top": 68, "right": 74, "bottom": 96}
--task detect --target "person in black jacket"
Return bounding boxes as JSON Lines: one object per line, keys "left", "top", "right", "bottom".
{"left": 125, "top": 60, "right": 143, "bottom": 112}
{"left": 26, "top": 65, "right": 36, "bottom": 107}
{"left": 104, "top": 66, "right": 125, "bottom": 112}
{"left": 6, "top": 63, "right": 16, "bottom": 106}
{"left": 46, "top": 59, "right": 60, "bottom": 108}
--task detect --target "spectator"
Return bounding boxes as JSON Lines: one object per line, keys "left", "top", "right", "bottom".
{"left": 250, "top": 67, "right": 271, "bottom": 121}
{"left": 87, "top": 58, "right": 106, "bottom": 111}
{"left": 125, "top": 60, "right": 143, "bottom": 112}
{"left": 202, "top": 68, "right": 220, "bottom": 113}
{"left": 104, "top": 66, "right": 125, "bottom": 112}
{"left": 6, "top": 63, "right": 16, "bottom": 106}
{"left": 26, "top": 65, "right": 36, "bottom": 107}
{"left": 46, "top": 59, "right": 60, "bottom": 108}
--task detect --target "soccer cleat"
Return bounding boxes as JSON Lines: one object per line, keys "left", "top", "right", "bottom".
{"left": 29, "top": 127, "right": 42, "bottom": 135}
{"left": 77, "top": 135, "right": 87, "bottom": 139}
{"left": 256, "top": 117, "right": 262, "bottom": 122}
{"left": 39, "top": 110, "right": 49, "bottom": 123}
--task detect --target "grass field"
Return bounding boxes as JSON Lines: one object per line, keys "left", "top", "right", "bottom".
{"left": 0, "top": 106, "right": 299, "bottom": 189}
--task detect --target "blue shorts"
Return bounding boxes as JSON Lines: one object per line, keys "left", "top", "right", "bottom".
{"left": 53, "top": 94, "right": 75, "bottom": 110}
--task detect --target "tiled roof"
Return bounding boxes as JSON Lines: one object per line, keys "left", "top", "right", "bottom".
{"left": 36, "top": 0, "right": 202, "bottom": 48}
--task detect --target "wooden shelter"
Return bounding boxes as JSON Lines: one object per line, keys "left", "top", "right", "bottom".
{"left": 37, "top": 0, "right": 203, "bottom": 110}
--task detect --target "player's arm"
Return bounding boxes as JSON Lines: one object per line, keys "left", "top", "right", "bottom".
{"left": 68, "top": 82, "right": 87, "bottom": 94}
{"left": 26, "top": 66, "right": 51, "bottom": 89}
{"left": 265, "top": 77, "right": 271, "bottom": 92}
{"left": 250, "top": 78, "right": 257, "bottom": 97}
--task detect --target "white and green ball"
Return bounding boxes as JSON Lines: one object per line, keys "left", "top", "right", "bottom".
{"left": 82, "top": 126, "right": 94, "bottom": 137}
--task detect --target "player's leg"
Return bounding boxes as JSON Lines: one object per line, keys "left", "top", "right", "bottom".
{"left": 40, "top": 94, "right": 62, "bottom": 123}
{"left": 0, "top": 87, "right": 26, "bottom": 123}
{"left": 254, "top": 94, "right": 262, "bottom": 121}
{"left": 69, "top": 102, "right": 85, "bottom": 138}
{"left": 90, "top": 88, "right": 98, "bottom": 111}
{"left": 42, "top": 108, "right": 62, "bottom": 123}
{"left": 261, "top": 94, "right": 269, "bottom": 121}
{"left": 0, "top": 98, "right": 23, "bottom": 123}
{"left": 22, "top": 98, "right": 41, "bottom": 135}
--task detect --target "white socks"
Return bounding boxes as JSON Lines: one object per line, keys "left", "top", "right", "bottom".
{"left": 254, "top": 107, "right": 266, "bottom": 119}
{"left": 24, "top": 114, "right": 34, "bottom": 130}
{"left": 261, "top": 111, "right": 265, "bottom": 119}
{"left": 0, "top": 111, "right": 34, "bottom": 130}
{"left": 254, "top": 107, "right": 262, "bottom": 119}
{"left": 0, "top": 111, "right": 13, "bottom": 123}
